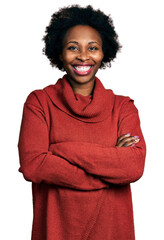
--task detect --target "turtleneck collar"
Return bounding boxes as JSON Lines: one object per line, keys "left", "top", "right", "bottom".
{"left": 44, "top": 75, "right": 114, "bottom": 123}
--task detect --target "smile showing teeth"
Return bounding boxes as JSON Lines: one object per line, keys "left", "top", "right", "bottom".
{"left": 73, "top": 65, "right": 92, "bottom": 72}
{"left": 72, "top": 64, "right": 94, "bottom": 76}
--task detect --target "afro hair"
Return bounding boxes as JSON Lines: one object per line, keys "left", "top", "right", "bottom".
{"left": 42, "top": 5, "right": 121, "bottom": 70}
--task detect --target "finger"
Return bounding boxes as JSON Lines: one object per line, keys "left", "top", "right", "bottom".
{"left": 124, "top": 138, "right": 140, "bottom": 147}
{"left": 117, "top": 137, "right": 140, "bottom": 147}
{"left": 117, "top": 133, "right": 132, "bottom": 146}
{"left": 117, "top": 133, "right": 131, "bottom": 144}
{"left": 117, "top": 135, "right": 134, "bottom": 147}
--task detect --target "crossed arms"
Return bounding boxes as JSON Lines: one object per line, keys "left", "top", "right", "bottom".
{"left": 18, "top": 93, "right": 146, "bottom": 190}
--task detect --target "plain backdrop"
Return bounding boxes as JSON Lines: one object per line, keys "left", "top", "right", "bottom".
{"left": 0, "top": 0, "right": 163, "bottom": 239}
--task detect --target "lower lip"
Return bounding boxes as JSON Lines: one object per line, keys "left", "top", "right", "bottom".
{"left": 72, "top": 66, "right": 93, "bottom": 76}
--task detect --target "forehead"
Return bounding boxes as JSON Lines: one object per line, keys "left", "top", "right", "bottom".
{"left": 63, "top": 25, "right": 102, "bottom": 43}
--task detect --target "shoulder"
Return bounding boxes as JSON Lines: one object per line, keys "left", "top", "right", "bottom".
{"left": 106, "top": 89, "right": 138, "bottom": 115}
{"left": 25, "top": 84, "right": 55, "bottom": 107}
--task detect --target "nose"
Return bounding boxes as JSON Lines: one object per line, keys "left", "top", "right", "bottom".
{"left": 77, "top": 49, "right": 89, "bottom": 61}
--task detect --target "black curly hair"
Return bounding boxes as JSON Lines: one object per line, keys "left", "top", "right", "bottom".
{"left": 42, "top": 5, "right": 121, "bottom": 70}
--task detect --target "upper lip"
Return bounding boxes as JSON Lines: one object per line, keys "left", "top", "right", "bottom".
{"left": 72, "top": 63, "right": 94, "bottom": 66}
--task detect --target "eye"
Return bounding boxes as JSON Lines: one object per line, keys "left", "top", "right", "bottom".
{"left": 67, "top": 46, "right": 78, "bottom": 51}
{"left": 89, "top": 46, "right": 98, "bottom": 51}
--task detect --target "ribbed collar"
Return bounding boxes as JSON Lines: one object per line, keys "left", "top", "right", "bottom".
{"left": 44, "top": 75, "right": 114, "bottom": 123}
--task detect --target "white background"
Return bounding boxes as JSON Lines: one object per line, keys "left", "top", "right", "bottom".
{"left": 1, "top": 0, "right": 163, "bottom": 239}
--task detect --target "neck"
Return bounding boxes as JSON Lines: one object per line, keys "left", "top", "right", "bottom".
{"left": 66, "top": 76, "right": 95, "bottom": 96}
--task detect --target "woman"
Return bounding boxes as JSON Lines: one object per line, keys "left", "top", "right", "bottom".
{"left": 18, "top": 5, "right": 146, "bottom": 240}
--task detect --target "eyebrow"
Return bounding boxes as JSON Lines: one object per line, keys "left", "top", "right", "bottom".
{"left": 65, "top": 41, "right": 101, "bottom": 46}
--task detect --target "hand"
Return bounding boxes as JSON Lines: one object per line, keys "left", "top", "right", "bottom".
{"left": 116, "top": 133, "right": 140, "bottom": 147}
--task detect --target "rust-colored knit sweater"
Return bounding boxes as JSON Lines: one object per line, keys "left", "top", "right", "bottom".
{"left": 18, "top": 75, "right": 146, "bottom": 240}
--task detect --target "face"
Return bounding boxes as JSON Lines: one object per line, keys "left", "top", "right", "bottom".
{"left": 60, "top": 25, "right": 104, "bottom": 85}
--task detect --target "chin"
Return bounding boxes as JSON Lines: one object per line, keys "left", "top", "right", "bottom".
{"left": 69, "top": 75, "right": 95, "bottom": 84}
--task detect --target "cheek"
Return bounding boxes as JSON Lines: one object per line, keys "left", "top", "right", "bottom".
{"left": 94, "top": 52, "right": 104, "bottom": 64}
{"left": 61, "top": 54, "right": 75, "bottom": 72}
{"left": 61, "top": 51, "right": 75, "bottom": 64}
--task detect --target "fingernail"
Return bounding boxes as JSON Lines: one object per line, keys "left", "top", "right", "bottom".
{"left": 134, "top": 138, "right": 140, "bottom": 142}
{"left": 125, "top": 133, "right": 131, "bottom": 136}
{"left": 131, "top": 143, "right": 136, "bottom": 146}
{"left": 134, "top": 136, "right": 139, "bottom": 139}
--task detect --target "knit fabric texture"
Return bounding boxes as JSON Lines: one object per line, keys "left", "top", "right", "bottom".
{"left": 18, "top": 75, "right": 146, "bottom": 240}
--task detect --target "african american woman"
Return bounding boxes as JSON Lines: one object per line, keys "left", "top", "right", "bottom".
{"left": 18, "top": 5, "right": 146, "bottom": 240}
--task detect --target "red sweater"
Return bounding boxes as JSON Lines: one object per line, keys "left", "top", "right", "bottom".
{"left": 18, "top": 75, "right": 146, "bottom": 240}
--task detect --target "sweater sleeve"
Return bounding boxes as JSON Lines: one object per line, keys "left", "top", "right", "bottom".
{"left": 50, "top": 99, "right": 146, "bottom": 185}
{"left": 18, "top": 93, "right": 109, "bottom": 190}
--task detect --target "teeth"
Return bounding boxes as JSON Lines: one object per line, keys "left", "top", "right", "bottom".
{"left": 74, "top": 66, "right": 92, "bottom": 72}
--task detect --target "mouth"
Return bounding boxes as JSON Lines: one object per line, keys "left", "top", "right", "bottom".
{"left": 72, "top": 65, "right": 94, "bottom": 76}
